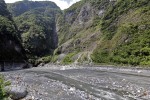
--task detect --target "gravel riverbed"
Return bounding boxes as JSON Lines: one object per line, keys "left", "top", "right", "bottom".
{"left": 1, "top": 64, "right": 150, "bottom": 100}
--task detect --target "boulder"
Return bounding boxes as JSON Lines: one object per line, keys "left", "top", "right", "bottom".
{"left": 5, "top": 85, "right": 28, "bottom": 100}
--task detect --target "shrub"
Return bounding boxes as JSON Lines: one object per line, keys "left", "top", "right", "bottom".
{"left": 92, "top": 49, "right": 110, "bottom": 63}
{"left": 0, "top": 75, "right": 10, "bottom": 100}
{"left": 62, "top": 52, "right": 76, "bottom": 64}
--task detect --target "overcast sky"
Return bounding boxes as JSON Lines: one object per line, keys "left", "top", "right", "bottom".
{"left": 5, "top": 0, "right": 80, "bottom": 10}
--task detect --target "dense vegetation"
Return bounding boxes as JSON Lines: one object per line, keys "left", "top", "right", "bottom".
{"left": 0, "top": 0, "right": 25, "bottom": 61}
{"left": 15, "top": 8, "right": 60, "bottom": 55}
{"left": 7, "top": 1, "right": 61, "bottom": 65}
{"left": 92, "top": 0, "right": 150, "bottom": 66}
{"left": 0, "top": 0, "right": 11, "bottom": 19}
{"left": 2, "top": 0, "right": 149, "bottom": 66}
{"left": 7, "top": 1, "right": 59, "bottom": 17}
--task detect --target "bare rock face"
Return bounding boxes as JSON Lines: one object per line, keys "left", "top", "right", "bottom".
{"left": 6, "top": 85, "right": 28, "bottom": 100}
{"left": 74, "top": 3, "right": 93, "bottom": 25}
{"left": 65, "top": 12, "right": 77, "bottom": 25}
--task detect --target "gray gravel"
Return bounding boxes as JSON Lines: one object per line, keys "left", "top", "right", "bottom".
{"left": 1, "top": 64, "right": 150, "bottom": 100}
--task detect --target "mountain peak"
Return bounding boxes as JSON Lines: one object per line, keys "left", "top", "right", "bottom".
{"left": 7, "top": 0, "right": 60, "bottom": 17}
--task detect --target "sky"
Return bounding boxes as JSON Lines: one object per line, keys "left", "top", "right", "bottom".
{"left": 4, "top": 0, "right": 81, "bottom": 10}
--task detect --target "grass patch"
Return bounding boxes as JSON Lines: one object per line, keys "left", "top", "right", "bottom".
{"left": 62, "top": 52, "right": 77, "bottom": 65}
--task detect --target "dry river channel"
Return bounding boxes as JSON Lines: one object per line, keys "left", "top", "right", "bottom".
{"left": 1, "top": 64, "right": 150, "bottom": 100}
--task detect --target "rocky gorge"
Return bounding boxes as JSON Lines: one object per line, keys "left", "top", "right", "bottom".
{"left": 0, "top": 0, "right": 150, "bottom": 99}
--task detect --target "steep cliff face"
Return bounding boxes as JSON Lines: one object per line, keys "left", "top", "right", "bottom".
{"left": 56, "top": 0, "right": 150, "bottom": 66}
{"left": 0, "top": 0, "right": 26, "bottom": 62}
{"left": 15, "top": 8, "right": 60, "bottom": 56}
{"left": 8, "top": 1, "right": 61, "bottom": 64}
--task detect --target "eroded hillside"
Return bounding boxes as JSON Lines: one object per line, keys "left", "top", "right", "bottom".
{"left": 56, "top": 0, "right": 150, "bottom": 66}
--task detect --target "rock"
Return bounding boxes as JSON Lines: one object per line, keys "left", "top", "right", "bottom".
{"left": 22, "top": 63, "right": 32, "bottom": 69}
{"left": 137, "top": 70, "right": 142, "bottom": 73}
{"left": 5, "top": 85, "right": 28, "bottom": 100}
{"left": 38, "top": 63, "right": 45, "bottom": 67}
{"left": 69, "top": 87, "right": 76, "bottom": 91}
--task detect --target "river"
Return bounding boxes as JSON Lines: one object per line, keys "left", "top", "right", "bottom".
{"left": 1, "top": 64, "right": 150, "bottom": 100}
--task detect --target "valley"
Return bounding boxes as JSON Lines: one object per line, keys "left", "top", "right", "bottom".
{"left": 0, "top": 0, "right": 150, "bottom": 99}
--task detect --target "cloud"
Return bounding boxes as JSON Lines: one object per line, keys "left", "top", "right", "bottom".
{"left": 5, "top": 0, "right": 81, "bottom": 10}
{"left": 60, "top": 0, "right": 73, "bottom": 4}
{"left": 5, "top": 0, "right": 17, "bottom": 3}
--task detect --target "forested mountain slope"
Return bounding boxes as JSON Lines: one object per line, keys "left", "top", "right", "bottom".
{"left": 56, "top": 0, "right": 150, "bottom": 66}
{"left": 0, "top": 0, "right": 26, "bottom": 62}
{"left": 7, "top": 1, "right": 59, "bottom": 17}
{"left": 6, "top": 0, "right": 150, "bottom": 66}
{"left": 7, "top": 1, "right": 61, "bottom": 65}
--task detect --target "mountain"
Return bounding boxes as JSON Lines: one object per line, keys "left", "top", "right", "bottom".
{"left": 7, "top": 0, "right": 150, "bottom": 66}
{"left": 7, "top": 1, "right": 60, "bottom": 17}
{"left": 0, "top": 0, "right": 26, "bottom": 62}
{"left": 56, "top": 0, "right": 150, "bottom": 66}
{"left": 7, "top": 1, "right": 61, "bottom": 65}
